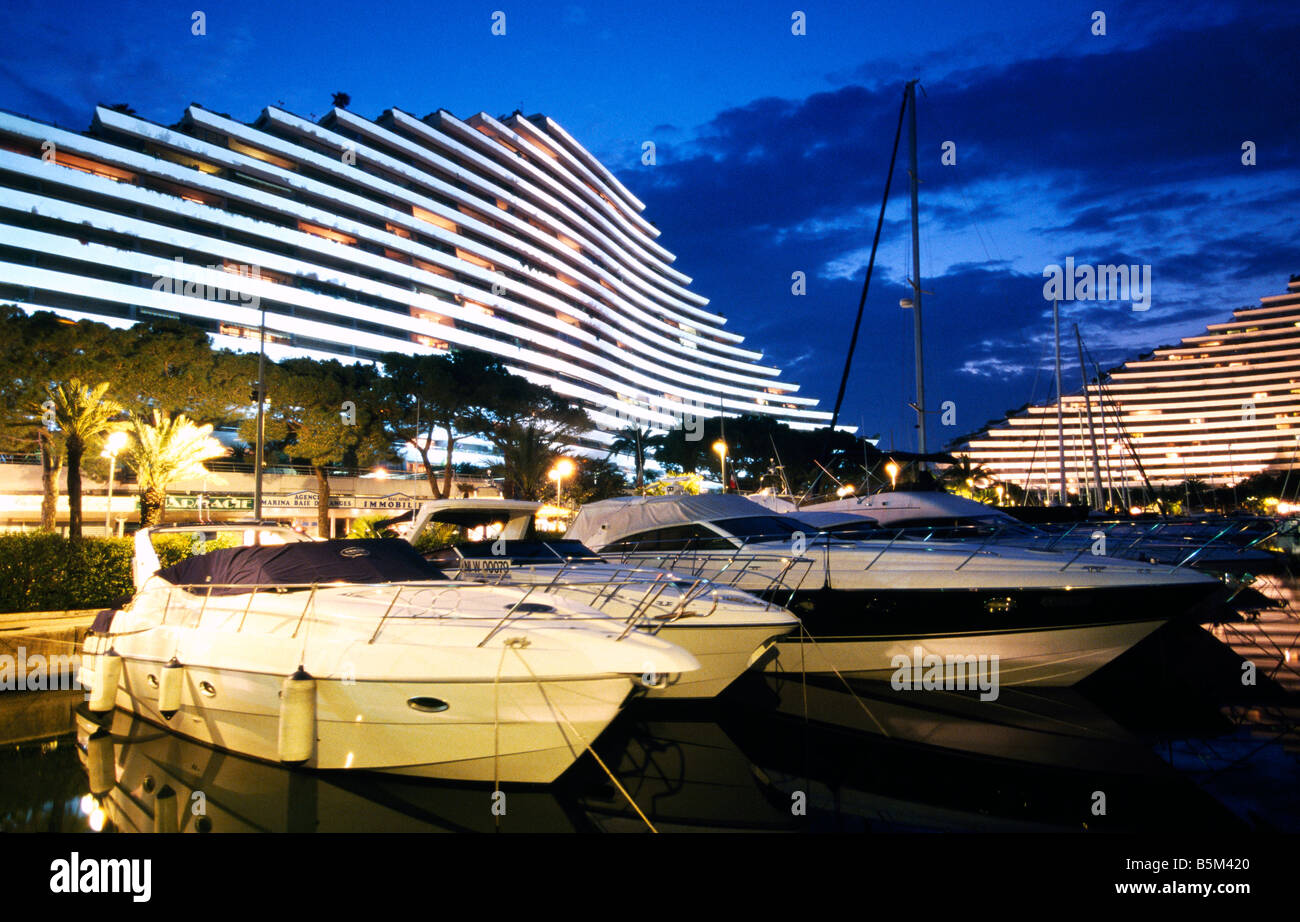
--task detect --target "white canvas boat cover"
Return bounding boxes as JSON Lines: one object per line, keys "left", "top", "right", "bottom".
{"left": 744, "top": 494, "right": 800, "bottom": 513}
{"left": 801, "top": 491, "right": 1017, "bottom": 523}
{"left": 566, "top": 494, "right": 776, "bottom": 549}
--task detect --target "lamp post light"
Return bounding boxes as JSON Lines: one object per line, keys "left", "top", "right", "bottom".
{"left": 712, "top": 440, "right": 728, "bottom": 492}
{"left": 885, "top": 460, "right": 900, "bottom": 491}
{"left": 254, "top": 303, "right": 267, "bottom": 522}
{"left": 549, "top": 457, "right": 576, "bottom": 504}
{"left": 102, "top": 429, "right": 129, "bottom": 537}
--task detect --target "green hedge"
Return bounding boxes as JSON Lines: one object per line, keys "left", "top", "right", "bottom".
{"left": 0, "top": 534, "right": 134, "bottom": 614}
{"left": 0, "top": 532, "right": 250, "bottom": 613}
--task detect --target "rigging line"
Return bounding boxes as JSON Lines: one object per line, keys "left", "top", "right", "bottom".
{"left": 921, "top": 95, "right": 1045, "bottom": 382}
{"left": 1021, "top": 406, "right": 1050, "bottom": 502}
{"left": 1085, "top": 343, "right": 1163, "bottom": 513}
{"left": 1014, "top": 332, "right": 1054, "bottom": 501}
{"left": 825, "top": 84, "right": 909, "bottom": 451}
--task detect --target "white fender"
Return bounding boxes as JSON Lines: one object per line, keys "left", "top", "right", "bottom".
{"left": 278, "top": 668, "right": 316, "bottom": 763}
{"left": 158, "top": 658, "right": 183, "bottom": 719}
{"left": 88, "top": 650, "right": 123, "bottom": 713}
{"left": 85, "top": 730, "right": 116, "bottom": 796}
{"left": 153, "top": 784, "right": 179, "bottom": 834}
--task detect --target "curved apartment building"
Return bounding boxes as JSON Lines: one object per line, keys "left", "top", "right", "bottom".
{"left": 960, "top": 275, "right": 1300, "bottom": 495}
{"left": 0, "top": 102, "right": 831, "bottom": 454}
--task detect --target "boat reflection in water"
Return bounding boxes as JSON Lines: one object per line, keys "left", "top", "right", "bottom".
{"left": 569, "top": 712, "right": 799, "bottom": 832}
{"left": 75, "top": 705, "right": 582, "bottom": 833}
{"left": 716, "top": 673, "right": 1249, "bottom": 833}
{"left": 75, "top": 674, "right": 1254, "bottom": 833}
{"left": 74, "top": 703, "right": 794, "bottom": 833}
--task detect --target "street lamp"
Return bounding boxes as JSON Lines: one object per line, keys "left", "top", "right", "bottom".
{"left": 102, "top": 429, "right": 129, "bottom": 537}
{"left": 549, "top": 457, "right": 576, "bottom": 503}
{"left": 885, "top": 460, "right": 900, "bottom": 490}
{"left": 712, "top": 440, "right": 728, "bottom": 492}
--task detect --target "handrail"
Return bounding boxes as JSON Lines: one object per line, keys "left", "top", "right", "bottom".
{"left": 1172, "top": 522, "right": 1238, "bottom": 570}
{"left": 863, "top": 529, "right": 904, "bottom": 571}
{"left": 476, "top": 584, "right": 541, "bottom": 648}
{"left": 291, "top": 584, "right": 319, "bottom": 639}
{"left": 368, "top": 585, "right": 406, "bottom": 644}
{"left": 954, "top": 525, "right": 1005, "bottom": 572}
{"left": 604, "top": 540, "right": 815, "bottom": 604}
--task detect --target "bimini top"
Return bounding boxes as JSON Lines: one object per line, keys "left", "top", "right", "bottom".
{"left": 566, "top": 494, "right": 777, "bottom": 549}
{"left": 156, "top": 539, "right": 446, "bottom": 594}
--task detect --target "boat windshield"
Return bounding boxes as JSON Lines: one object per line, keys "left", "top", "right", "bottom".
{"left": 822, "top": 515, "right": 1043, "bottom": 541}
{"left": 427, "top": 539, "right": 603, "bottom": 564}
{"left": 714, "top": 516, "right": 809, "bottom": 542}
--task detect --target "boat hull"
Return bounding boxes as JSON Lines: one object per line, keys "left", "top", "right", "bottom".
{"left": 760, "top": 583, "right": 1198, "bottom": 685}
{"left": 644, "top": 622, "right": 792, "bottom": 699}
{"left": 90, "top": 652, "right": 634, "bottom": 785}
{"left": 766, "top": 618, "right": 1165, "bottom": 686}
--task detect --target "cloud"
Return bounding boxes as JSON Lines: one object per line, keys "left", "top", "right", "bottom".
{"left": 612, "top": 5, "right": 1300, "bottom": 447}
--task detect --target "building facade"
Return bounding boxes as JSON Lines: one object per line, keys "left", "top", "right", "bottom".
{"left": 960, "top": 275, "right": 1300, "bottom": 498}
{"left": 0, "top": 102, "right": 831, "bottom": 458}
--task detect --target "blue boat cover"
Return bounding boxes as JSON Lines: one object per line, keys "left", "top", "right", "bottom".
{"left": 156, "top": 539, "right": 446, "bottom": 594}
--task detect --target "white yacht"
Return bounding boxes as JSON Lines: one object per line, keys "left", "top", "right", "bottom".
{"left": 405, "top": 499, "right": 798, "bottom": 699}
{"left": 798, "top": 490, "right": 1280, "bottom": 574}
{"left": 80, "top": 523, "right": 698, "bottom": 785}
{"left": 567, "top": 494, "right": 1226, "bottom": 686}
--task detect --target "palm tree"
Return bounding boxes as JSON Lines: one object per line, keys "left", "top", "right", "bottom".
{"left": 48, "top": 380, "right": 123, "bottom": 540}
{"left": 941, "top": 454, "right": 993, "bottom": 492}
{"left": 608, "top": 425, "right": 667, "bottom": 492}
{"left": 123, "top": 411, "right": 226, "bottom": 526}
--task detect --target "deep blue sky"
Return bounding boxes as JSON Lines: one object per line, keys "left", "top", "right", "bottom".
{"left": 2, "top": 0, "right": 1297, "bottom": 450}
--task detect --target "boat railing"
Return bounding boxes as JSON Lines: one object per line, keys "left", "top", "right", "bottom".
{"left": 455, "top": 562, "right": 746, "bottom": 631}
{"left": 118, "top": 572, "right": 749, "bottom": 649}
{"left": 844, "top": 518, "right": 1260, "bottom": 573}
{"left": 600, "top": 540, "right": 817, "bottom": 606}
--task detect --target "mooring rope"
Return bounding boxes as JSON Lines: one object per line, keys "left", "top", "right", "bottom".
{"left": 792, "top": 622, "right": 889, "bottom": 737}
{"left": 506, "top": 642, "right": 658, "bottom": 833}
{"left": 492, "top": 641, "right": 510, "bottom": 830}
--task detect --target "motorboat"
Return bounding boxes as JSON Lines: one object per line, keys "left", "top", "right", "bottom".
{"left": 798, "top": 490, "right": 1282, "bottom": 575}
{"left": 405, "top": 499, "right": 798, "bottom": 699}
{"left": 80, "top": 523, "right": 699, "bottom": 785}
{"left": 567, "top": 494, "right": 1227, "bottom": 686}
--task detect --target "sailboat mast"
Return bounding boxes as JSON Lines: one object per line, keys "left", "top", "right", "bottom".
{"left": 1075, "top": 324, "right": 1105, "bottom": 509}
{"left": 1054, "top": 299, "right": 1067, "bottom": 505}
{"left": 906, "top": 80, "right": 927, "bottom": 456}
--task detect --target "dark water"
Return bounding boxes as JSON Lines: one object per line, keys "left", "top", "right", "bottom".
{"left": 4, "top": 580, "right": 1298, "bottom": 834}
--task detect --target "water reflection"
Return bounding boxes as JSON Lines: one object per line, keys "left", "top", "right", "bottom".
{"left": 719, "top": 674, "right": 1245, "bottom": 832}
{"left": 13, "top": 678, "right": 1262, "bottom": 833}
